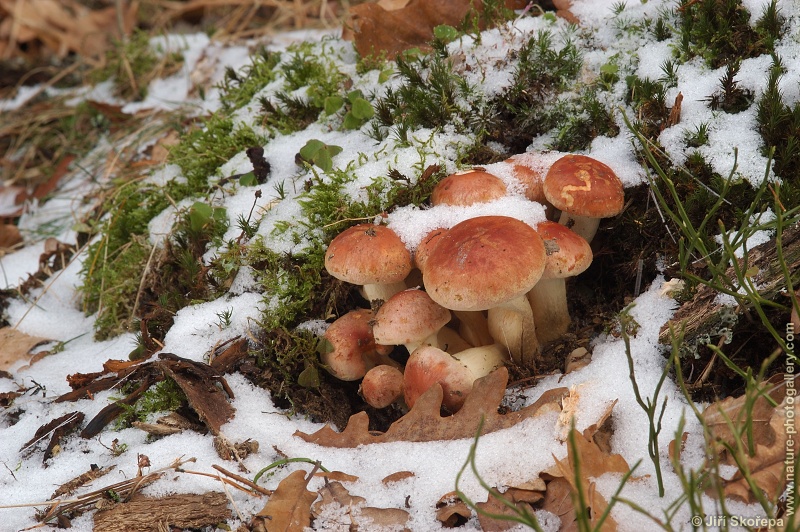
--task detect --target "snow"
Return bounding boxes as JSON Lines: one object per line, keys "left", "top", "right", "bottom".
{"left": 0, "top": 0, "right": 794, "bottom": 530}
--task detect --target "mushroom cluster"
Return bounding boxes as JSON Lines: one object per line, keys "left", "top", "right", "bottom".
{"left": 319, "top": 153, "right": 624, "bottom": 413}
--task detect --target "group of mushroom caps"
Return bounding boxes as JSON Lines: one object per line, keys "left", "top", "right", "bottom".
{"left": 319, "top": 153, "right": 625, "bottom": 413}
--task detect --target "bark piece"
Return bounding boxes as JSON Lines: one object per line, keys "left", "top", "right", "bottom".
{"left": 92, "top": 492, "right": 230, "bottom": 532}
{"left": 20, "top": 411, "right": 84, "bottom": 464}
{"left": 294, "top": 368, "right": 567, "bottom": 447}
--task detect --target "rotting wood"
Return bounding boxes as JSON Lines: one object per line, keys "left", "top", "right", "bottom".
{"left": 659, "top": 221, "right": 800, "bottom": 345}
{"left": 93, "top": 492, "right": 230, "bottom": 532}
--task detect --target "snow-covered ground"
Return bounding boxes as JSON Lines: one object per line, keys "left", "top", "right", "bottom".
{"left": 1, "top": 0, "right": 797, "bottom": 530}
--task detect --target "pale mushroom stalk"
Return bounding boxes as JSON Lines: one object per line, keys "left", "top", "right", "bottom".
{"left": 454, "top": 310, "right": 494, "bottom": 347}
{"left": 359, "top": 282, "right": 407, "bottom": 305}
{"left": 527, "top": 278, "right": 570, "bottom": 344}
{"left": 452, "top": 342, "right": 508, "bottom": 378}
{"left": 557, "top": 212, "right": 601, "bottom": 242}
{"left": 487, "top": 295, "right": 539, "bottom": 367}
{"left": 437, "top": 326, "right": 473, "bottom": 354}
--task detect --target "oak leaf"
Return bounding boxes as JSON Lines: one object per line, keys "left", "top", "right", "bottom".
{"left": 312, "top": 480, "right": 410, "bottom": 531}
{"left": 294, "top": 368, "right": 568, "bottom": 447}
{"left": 0, "top": 327, "right": 51, "bottom": 371}
{"left": 701, "top": 375, "right": 792, "bottom": 503}
{"left": 255, "top": 469, "right": 317, "bottom": 532}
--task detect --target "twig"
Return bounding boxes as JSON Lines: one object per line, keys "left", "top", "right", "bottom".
{"left": 213, "top": 464, "right": 272, "bottom": 496}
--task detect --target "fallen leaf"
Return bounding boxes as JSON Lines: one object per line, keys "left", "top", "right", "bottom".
{"left": 0, "top": 327, "right": 51, "bottom": 371}
{"left": 701, "top": 375, "right": 792, "bottom": 503}
{"left": 255, "top": 469, "right": 317, "bottom": 531}
{"left": 436, "top": 491, "right": 472, "bottom": 527}
{"left": 345, "top": 0, "right": 519, "bottom": 59}
{"left": 383, "top": 471, "right": 415, "bottom": 484}
{"left": 20, "top": 411, "right": 85, "bottom": 465}
{"left": 295, "top": 368, "right": 568, "bottom": 447}
{"left": 0, "top": 223, "right": 22, "bottom": 251}
{"left": 312, "top": 481, "right": 410, "bottom": 531}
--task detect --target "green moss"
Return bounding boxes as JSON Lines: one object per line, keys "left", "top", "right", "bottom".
{"left": 113, "top": 378, "right": 187, "bottom": 429}
{"left": 677, "top": 0, "right": 783, "bottom": 68}
{"left": 257, "top": 44, "right": 348, "bottom": 134}
{"left": 488, "top": 30, "right": 616, "bottom": 152}
{"left": 371, "top": 50, "right": 482, "bottom": 145}
{"left": 756, "top": 58, "right": 800, "bottom": 180}
{"left": 168, "top": 114, "right": 267, "bottom": 190}
{"left": 217, "top": 47, "right": 281, "bottom": 112}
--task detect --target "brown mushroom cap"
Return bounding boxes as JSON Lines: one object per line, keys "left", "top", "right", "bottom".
{"left": 372, "top": 288, "right": 451, "bottom": 350}
{"left": 360, "top": 365, "right": 404, "bottom": 409}
{"left": 506, "top": 153, "right": 548, "bottom": 204}
{"left": 403, "top": 346, "right": 474, "bottom": 412}
{"left": 537, "top": 221, "right": 593, "bottom": 279}
{"left": 423, "top": 216, "right": 546, "bottom": 312}
{"left": 414, "top": 227, "right": 448, "bottom": 272}
{"left": 431, "top": 170, "right": 507, "bottom": 207}
{"left": 543, "top": 154, "right": 624, "bottom": 218}
{"left": 324, "top": 224, "right": 412, "bottom": 286}
{"left": 320, "top": 309, "right": 384, "bottom": 381}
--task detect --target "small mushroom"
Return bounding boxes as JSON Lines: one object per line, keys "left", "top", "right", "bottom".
{"left": 543, "top": 154, "right": 624, "bottom": 242}
{"left": 372, "top": 288, "right": 451, "bottom": 354}
{"left": 325, "top": 223, "right": 412, "bottom": 304}
{"left": 319, "top": 309, "right": 396, "bottom": 381}
{"left": 431, "top": 169, "right": 507, "bottom": 207}
{"left": 527, "top": 221, "right": 593, "bottom": 344}
{"left": 360, "top": 365, "right": 405, "bottom": 409}
{"left": 403, "top": 344, "right": 507, "bottom": 412}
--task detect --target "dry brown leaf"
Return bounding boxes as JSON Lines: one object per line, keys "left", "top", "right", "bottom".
{"left": 701, "top": 376, "right": 792, "bottom": 503}
{"left": 542, "top": 428, "right": 627, "bottom": 531}
{"left": 0, "top": 223, "right": 22, "bottom": 251}
{"left": 0, "top": 0, "right": 137, "bottom": 60}
{"left": 382, "top": 471, "right": 415, "bottom": 484}
{"left": 436, "top": 491, "right": 472, "bottom": 527}
{"left": 314, "top": 470, "right": 359, "bottom": 483}
{"left": 0, "top": 327, "right": 51, "bottom": 371}
{"left": 583, "top": 400, "right": 618, "bottom": 454}
{"left": 255, "top": 469, "right": 317, "bottom": 531}
{"left": 344, "top": 0, "right": 530, "bottom": 59}
{"left": 564, "top": 346, "right": 591, "bottom": 374}
{"left": 294, "top": 368, "right": 568, "bottom": 447}
{"left": 312, "top": 480, "right": 410, "bottom": 531}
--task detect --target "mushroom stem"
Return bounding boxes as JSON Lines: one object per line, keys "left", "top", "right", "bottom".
{"left": 454, "top": 310, "right": 493, "bottom": 347}
{"left": 528, "top": 278, "right": 571, "bottom": 344}
{"left": 361, "top": 281, "right": 407, "bottom": 305}
{"left": 452, "top": 343, "right": 507, "bottom": 378}
{"left": 438, "top": 326, "right": 473, "bottom": 354}
{"left": 557, "top": 212, "right": 600, "bottom": 243}
{"left": 487, "top": 295, "right": 540, "bottom": 367}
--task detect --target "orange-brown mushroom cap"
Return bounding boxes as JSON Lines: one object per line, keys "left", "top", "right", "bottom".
{"left": 325, "top": 224, "right": 412, "bottom": 285}
{"left": 543, "top": 154, "right": 624, "bottom": 219}
{"left": 431, "top": 170, "right": 507, "bottom": 207}
{"left": 423, "top": 216, "right": 546, "bottom": 312}
{"left": 537, "top": 221, "right": 593, "bottom": 279}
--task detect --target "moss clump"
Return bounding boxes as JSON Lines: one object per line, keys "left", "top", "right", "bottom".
{"left": 168, "top": 114, "right": 266, "bottom": 190}
{"left": 677, "top": 0, "right": 784, "bottom": 68}
{"left": 371, "top": 50, "right": 483, "bottom": 144}
{"left": 257, "top": 43, "right": 348, "bottom": 134}
{"left": 756, "top": 58, "right": 800, "bottom": 182}
{"left": 488, "top": 29, "right": 617, "bottom": 153}
{"left": 217, "top": 47, "right": 281, "bottom": 112}
{"left": 114, "top": 378, "right": 187, "bottom": 429}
